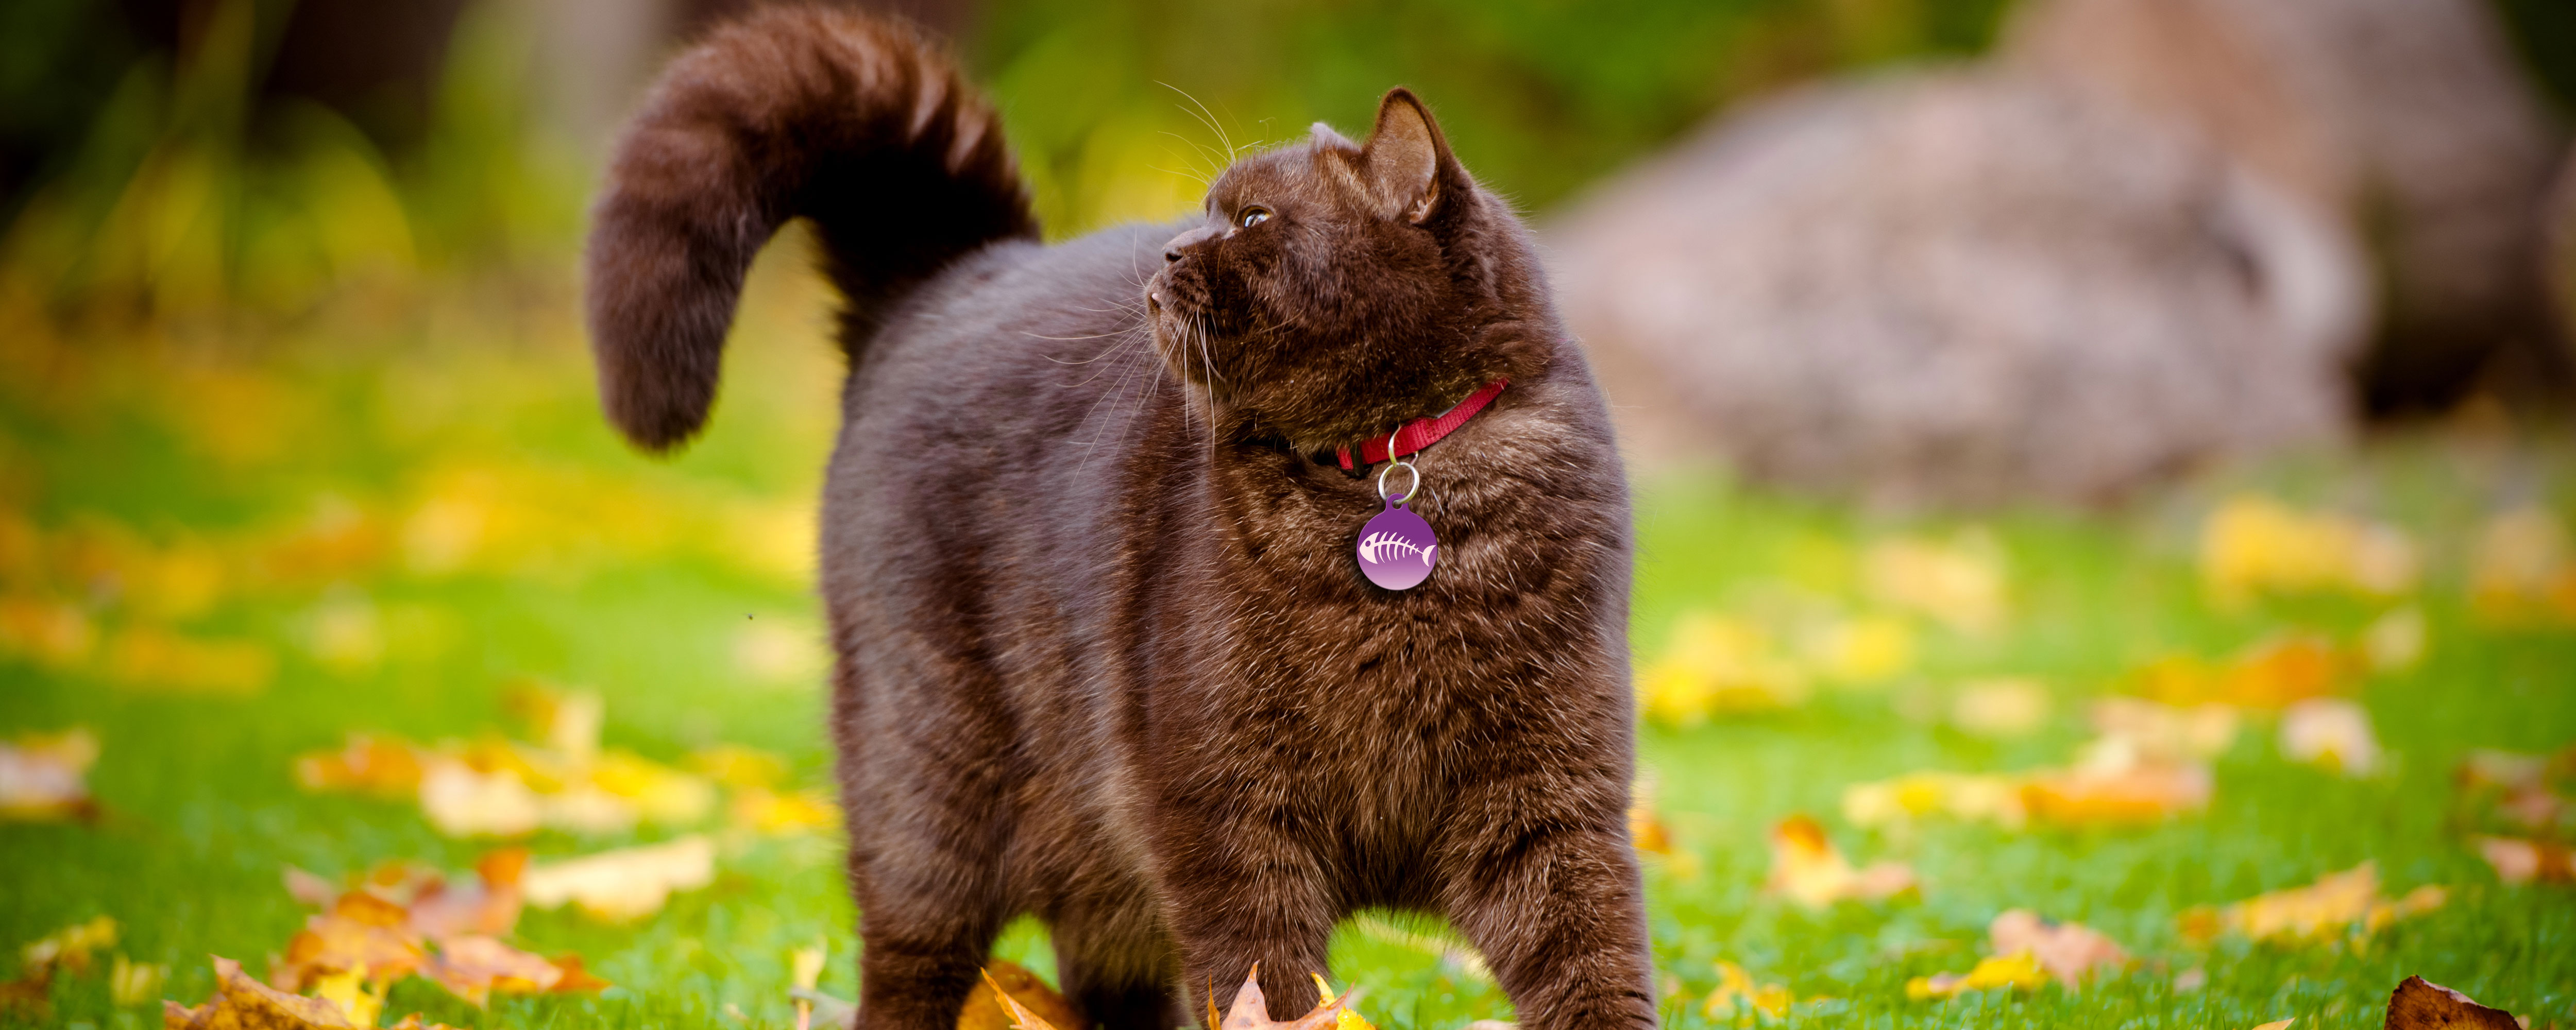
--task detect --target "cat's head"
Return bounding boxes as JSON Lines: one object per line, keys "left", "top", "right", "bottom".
{"left": 1146, "top": 90, "right": 1553, "bottom": 454}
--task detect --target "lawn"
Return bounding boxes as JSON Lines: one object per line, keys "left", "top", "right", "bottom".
{"left": 2, "top": 249, "right": 2572, "bottom": 1030}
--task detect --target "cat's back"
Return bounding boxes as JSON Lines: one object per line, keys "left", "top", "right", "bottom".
{"left": 819, "top": 220, "right": 1184, "bottom": 624}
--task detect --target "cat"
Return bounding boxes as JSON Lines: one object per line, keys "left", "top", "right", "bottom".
{"left": 584, "top": 9, "right": 1653, "bottom": 1030}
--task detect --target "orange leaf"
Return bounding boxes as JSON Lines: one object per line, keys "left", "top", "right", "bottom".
{"left": 2385, "top": 975, "right": 2520, "bottom": 1030}
{"left": 1212, "top": 967, "right": 1359, "bottom": 1030}
{"left": 419, "top": 934, "right": 604, "bottom": 1007}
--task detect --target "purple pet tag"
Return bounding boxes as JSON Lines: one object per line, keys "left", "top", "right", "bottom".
{"left": 1357, "top": 461, "right": 1438, "bottom": 590}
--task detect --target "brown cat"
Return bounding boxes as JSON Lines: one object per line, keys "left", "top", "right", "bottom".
{"left": 584, "top": 9, "right": 1653, "bottom": 1030}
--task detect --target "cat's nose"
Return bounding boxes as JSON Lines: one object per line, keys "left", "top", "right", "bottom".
{"left": 1163, "top": 226, "right": 1217, "bottom": 263}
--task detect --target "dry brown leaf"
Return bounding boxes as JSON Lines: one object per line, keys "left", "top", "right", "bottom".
{"left": 2176, "top": 863, "right": 2446, "bottom": 946}
{"left": 2474, "top": 836, "right": 2576, "bottom": 885}
{"left": 1987, "top": 910, "right": 2129, "bottom": 988}
{"left": 164, "top": 956, "right": 358, "bottom": 1030}
{"left": 960, "top": 959, "right": 1081, "bottom": 1030}
{"left": 1209, "top": 967, "right": 1360, "bottom": 1030}
{"left": 521, "top": 835, "right": 715, "bottom": 922}
{"left": 418, "top": 935, "right": 605, "bottom": 1007}
{"left": 1765, "top": 815, "right": 1916, "bottom": 908}
{"left": 2385, "top": 975, "right": 2521, "bottom": 1030}
{"left": 0, "top": 727, "right": 99, "bottom": 821}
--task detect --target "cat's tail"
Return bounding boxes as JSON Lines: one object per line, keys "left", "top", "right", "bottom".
{"left": 584, "top": 8, "right": 1036, "bottom": 451}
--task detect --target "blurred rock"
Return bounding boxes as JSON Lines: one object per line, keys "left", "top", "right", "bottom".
{"left": 1550, "top": 70, "right": 2369, "bottom": 505}
{"left": 2003, "top": 0, "right": 2564, "bottom": 413}
{"left": 2548, "top": 145, "right": 2576, "bottom": 359}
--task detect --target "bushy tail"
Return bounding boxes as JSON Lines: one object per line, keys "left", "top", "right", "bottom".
{"left": 585, "top": 7, "right": 1037, "bottom": 451}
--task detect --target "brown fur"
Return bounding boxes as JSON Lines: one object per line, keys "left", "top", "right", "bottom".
{"left": 585, "top": 9, "right": 1653, "bottom": 1030}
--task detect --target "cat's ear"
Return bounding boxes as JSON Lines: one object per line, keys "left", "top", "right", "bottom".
{"left": 1359, "top": 89, "right": 1451, "bottom": 224}
{"left": 1309, "top": 121, "right": 1360, "bottom": 152}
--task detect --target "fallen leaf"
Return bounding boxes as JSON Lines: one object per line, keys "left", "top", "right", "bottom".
{"left": 294, "top": 735, "right": 427, "bottom": 799}
{"left": 112, "top": 954, "right": 169, "bottom": 1008}
{"left": 2473, "top": 836, "right": 2575, "bottom": 885}
{"left": 1950, "top": 679, "right": 2050, "bottom": 739}
{"left": 728, "top": 785, "right": 839, "bottom": 836}
{"left": 102, "top": 626, "right": 275, "bottom": 696}
{"left": 790, "top": 942, "right": 827, "bottom": 1030}
{"left": 2021, "top": 751, "right": 2211, "bottom": 826}
{"left": 1700, "top": 961, "right": 1793, "bottom": 1021}
{"left": 2455, "top": 749, "right": 2574, "bottom": 837}
{"left": 1309, "top": 974, "right": 1378, "bottom": 1030}
{"left": 417, "top": 934, "right": 604, "bottom": 1007}
{"left": 2469, "top": 508, "right": 2576, "bottom": 626}
{"left": 277, "top": 890, "right": 428, "bottom": 992}
{"left": 1866, "top": 534, "right": 2007, "bottom": 633}
{"left": 1638, "top": 613, "right": 1808, "bottom": 726}
{"left": 2199, "top": 495, "right": 2418, "bottom": 604}
{"left": 164, "top": 955, "right": 358, "bottom": 1030}
{"left": 1765, "top": 815, "right": 1916, "bottom": 908}
{"left": 2248, "top": 1020, "right": 2294, "bottom": 1030}
{"left": 2091, "top": 698, "right": 2239, "bottom": 764}
{"left": 311, "top": 969, "right": 385, "bottom": 1027}
{"left": 1905, "top": 950, "right": 2046, "bottom": 1000}
{"left": 2384, "top": 975, "right": 2521, "bottom": 1030}
{"left": 2279, "top": 699, "right": 2382, "bottom": 776}
{"left": 2176, "top": 863, "right": 2445, "bottom": 946}
{"left": 1987, "top": 910, "right": 2128, "bottom": 988}
{"left": 521, "top": 835, "right": 715, "bottom": 922}
{"left": 1842, "top": 771, "right": 2028, "bottom": 830}
{"left": 0, "top": 727, "right": 99, "bottom": 821}
{"left": 418, "top": 761, "right": 544, "bottom": 837}
{"left": 1209, "top": 966, "right": 1360, "bottom": 1030}
{"left": 959, "top": 959, "right": 1080, "bottom": 1030}
{"left": 1801, "top": 615, "right": 1916, "bottom": 684}
{"left": 2129, "top": 635, "right": 2353, "bottom": 711}
{"left": 4, "top": 916, "right": 118, "bottom": 1019}
{"left": 0, "top": 595, "right": 95, "bottom": 668}
{"left": 2172, "top": 968, "right": 2207, "bottom": 993}
{"left": 2360, "top": 607, "right": 2428, "bottom": 673}
{"left": 689, "top": 745, "right": 789, "bottom": 789}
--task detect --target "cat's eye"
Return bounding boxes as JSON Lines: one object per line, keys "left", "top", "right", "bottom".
{"left": 1235, "top": 206, "right": 1271, "bottom": 229}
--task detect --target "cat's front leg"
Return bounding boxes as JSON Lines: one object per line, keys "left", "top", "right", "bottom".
{"left": 1436, "top": 778, "right": 1657, "bottom": 1030}
{"left": 1150, "top": 811, "right": 1337, "bottom": 1027}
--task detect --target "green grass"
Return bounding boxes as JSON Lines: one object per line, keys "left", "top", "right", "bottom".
{"left": 3, "top": 282, "right": 2573, "bottom": 1030}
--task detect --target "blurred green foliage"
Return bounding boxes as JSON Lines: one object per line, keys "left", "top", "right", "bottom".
{"left": 971, "top": 0, "right": 2013, "bottom": 235}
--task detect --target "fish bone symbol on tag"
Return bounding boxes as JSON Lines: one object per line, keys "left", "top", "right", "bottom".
{"left": 1356, "top": 499, "right": 1438, "bottom": 590}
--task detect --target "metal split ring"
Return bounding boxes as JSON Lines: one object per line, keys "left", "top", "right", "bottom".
{"left": 1376, "top": 427, "right": 1418, "bottom": 504}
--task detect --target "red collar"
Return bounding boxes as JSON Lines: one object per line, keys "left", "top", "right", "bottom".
{"left": 1334, "top": 380, "right": 1509, "bottom": 473}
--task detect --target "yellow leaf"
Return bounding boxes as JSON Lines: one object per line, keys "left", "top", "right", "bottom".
{"left": 1950, "top": 678, "right": 2050, "bottom": 739}
{"left": 1905, "top": 949, "right": 2046, "bottom": 1000}
{"left": 1701, "top": 961, "right": 1793, "bottom": 1021}
{"left": 2199, "top": 495, "right": 2418, "bottom": 604}
{"left": 967, "top": 960, "right": 1080, "bottom": 1030}
{"left": 1865, "top": 534, "right": 2007, "bottom": 633}
{"left": 1765, "top": 815, "right": 1916, "bottom": 908}
{"left": 1638, "top": 613, "right": 1806, "bottom": 726}
{"left": 2178, "top": 863, "right": 2444, "bottom": 946}
{"left": 310, "top": 969, "right": 384, "bottom": 1028}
